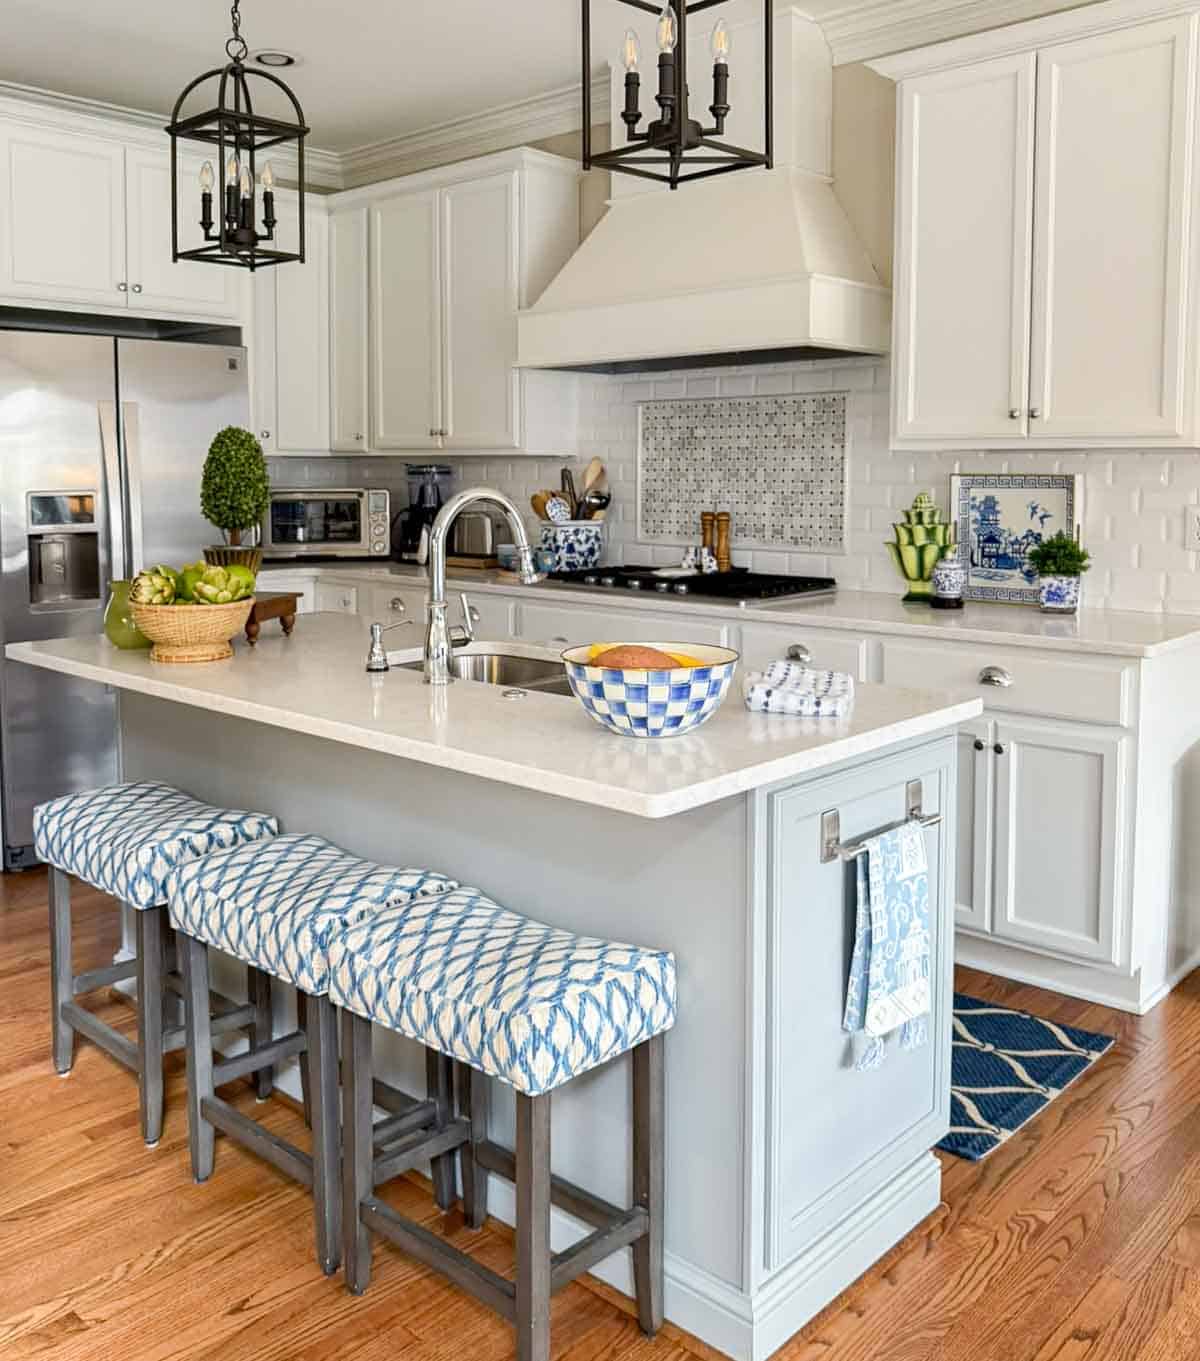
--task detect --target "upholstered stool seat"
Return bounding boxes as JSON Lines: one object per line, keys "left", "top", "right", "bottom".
{"left": 34, "top": 781, "right": 279, "bottom": 1147}
{"left": 166, "top": 835, "right": 459, "bottom": 1275}
{"left": 330, "top": 886, "right": 676, "bottom": 1361}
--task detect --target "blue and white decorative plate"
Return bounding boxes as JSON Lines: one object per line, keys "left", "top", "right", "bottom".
{"left": 562, "top": 643, "right": 739, "bottom": 739}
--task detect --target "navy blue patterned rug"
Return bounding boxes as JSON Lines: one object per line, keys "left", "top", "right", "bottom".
{"left": 937, "top": 993, "right": 1115, "bottom": 1161}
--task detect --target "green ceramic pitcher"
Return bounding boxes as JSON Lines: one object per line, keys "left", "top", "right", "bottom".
{"left": 103, "top": 580, "right": 151, "bottom": 650}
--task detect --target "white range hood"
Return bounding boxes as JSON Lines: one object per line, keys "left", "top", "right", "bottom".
{"left": 518, "top": 8, "right": 890, "bottom": 371}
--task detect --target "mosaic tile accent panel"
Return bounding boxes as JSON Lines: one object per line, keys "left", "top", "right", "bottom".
{"left": 637, "top": 393, "right": 847, "bottom": 551}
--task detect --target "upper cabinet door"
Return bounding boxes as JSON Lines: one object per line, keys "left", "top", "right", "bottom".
{"left": 271, "top": 196, "right": 330, "bottom": 454}
{"left": 370, "top": 188, "right": 442, "bottom": 449}
{"left": 441, "top": 172, "right": 520, "bottom": 450}
{"left": 329, "top": 206, "right": 370, "bottom": 452}
{"left": 1029, "top": 17, "right": 1197, "bottom": 441}
{"left": 892, "top": 54, "right": 1036, "bottom": 442}
{"left": 0, "top": 125, "right": 127, "bottom": 307}
{"left": 124, "top": 146, "right": 241, "bottom": 320}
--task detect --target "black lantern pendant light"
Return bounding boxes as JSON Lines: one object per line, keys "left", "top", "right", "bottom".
{"left": 582, "top": 0, "right": 772, "bottom": 188}
{"left": 165, "top": 0, "right": 309, "bottom": 269}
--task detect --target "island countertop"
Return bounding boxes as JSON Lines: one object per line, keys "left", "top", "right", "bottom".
{"left": 7, "top": 615, "right": 981, "bottom": 819}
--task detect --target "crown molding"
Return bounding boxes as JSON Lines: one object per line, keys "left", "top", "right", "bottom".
{"left": 337, "top": 75, "right": 607, "bottom": 189}
{"left": 813, "top": 0, "right": 1108, "bottom": 65}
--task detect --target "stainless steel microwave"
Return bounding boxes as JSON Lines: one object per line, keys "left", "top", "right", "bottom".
{"left": 262, "top": 488, "right": 391, "bottom": 559}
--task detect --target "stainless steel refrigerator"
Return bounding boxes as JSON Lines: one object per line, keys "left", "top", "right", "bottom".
{"left": 0, "top": 331, "right": 249, "bottom": 868}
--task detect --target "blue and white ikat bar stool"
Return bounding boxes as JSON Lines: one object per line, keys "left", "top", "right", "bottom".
{"left": 33, "top": 781, "right": 280, "bottom": 1147}
{"left": 165, "top": 834, "right": 460, "bottom": 1275}
{"left": 328, "top": 885, "right": 677, "bottom": 1361}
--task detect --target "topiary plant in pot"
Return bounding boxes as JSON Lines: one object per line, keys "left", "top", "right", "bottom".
{"left": 1027, "top": 531, "right": 1090, "bottom": 614}
{"left": 200, "top": 426, "right": 269, "bottom": 573}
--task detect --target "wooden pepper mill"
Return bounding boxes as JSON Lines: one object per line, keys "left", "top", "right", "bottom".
{"left": 701, "top": 511, "right": 716, "bottom": 555}
{"left": 715, "top": 512, "right": 732, "bottom": 572}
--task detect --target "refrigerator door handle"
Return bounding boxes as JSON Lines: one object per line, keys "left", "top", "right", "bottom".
{"left": 121, "top": 402, "right": 145, "bottom": 578}
{"left": 98, "top": 401, "right": 127, "bottom": 581}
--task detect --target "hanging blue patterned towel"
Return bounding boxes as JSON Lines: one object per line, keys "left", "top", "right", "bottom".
{"left": 842, "top": 820, "right": 931, "bottom": 1071}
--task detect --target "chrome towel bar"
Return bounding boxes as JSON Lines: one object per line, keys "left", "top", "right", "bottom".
{"left": 820, "top": 779, "right": 942, "bottom": 864}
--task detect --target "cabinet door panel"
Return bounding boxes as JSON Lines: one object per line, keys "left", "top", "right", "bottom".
{"left": 1029, "top": 17, "right": 1195, "bottom": 440}
{"left": 371, "top": 189, "right": 442, "bottom": 449}
{"left": 519, "top": 602, "right": 727, "bottom": 649}
{"left": 893, "top": 54, "right": 1036, "bottom": 441}
{"left": 0, "top": 126, "right": 127, "bottom": 306}
{"left": 330, "top": 206, "right": 370, "bottom": 451}
{"left": 272, "top": 199, "right": 330, "bottom": 454}
{"left": 441, "top": 172, "right": 520, "bottom": 449}
{"left": 125, "top": 147, "right": 240, "bottom": 319}
{"left": 992, "top": 718, "right": 1128, "bottom": 966}
{"left": 738, "top": 621, "right": 867, "bottom": 681}
{"left": 955, "top": 719, "right": 994, "bottom": 935}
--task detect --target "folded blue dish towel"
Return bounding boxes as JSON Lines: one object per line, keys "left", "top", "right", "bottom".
{"left": 743, "top": 659, "right": 855, "bottom": 717}
{"left": 843, "top": 820, "right": 931, "bottom": 1071}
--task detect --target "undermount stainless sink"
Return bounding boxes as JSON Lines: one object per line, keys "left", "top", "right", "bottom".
{"left": 397, "top": 649, "right": 572, "bottom": 695}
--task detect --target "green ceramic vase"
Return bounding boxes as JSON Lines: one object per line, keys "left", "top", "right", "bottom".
{"left": 885, "top": 492, "right": 957, "bottom": 603}
{"left": 103, "top": 580, "right": 151, "bottom": 650}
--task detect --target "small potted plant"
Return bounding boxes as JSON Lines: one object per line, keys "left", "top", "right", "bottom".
{"left": 1028, "top": 531, "right": 1090, "bottom": 613}
{"left": 200, "top": 426, "right": 270, "bottom": 573}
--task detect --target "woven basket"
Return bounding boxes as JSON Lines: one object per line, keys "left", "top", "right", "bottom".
{"left": 203, "top": 545, "right": 263, "bottom": 574}
{"left": 130, "top": 598, "right": 254, "bottom": 664}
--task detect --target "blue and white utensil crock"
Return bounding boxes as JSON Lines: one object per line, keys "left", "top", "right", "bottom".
{"left": 1038, "top": 573, "right": 1081, "bottom": 613}
{"left": 539, "top": 521, "right": 604, "bottom": 573}
{"left": 561, "top": 643, "right": 739, "bottom": 739}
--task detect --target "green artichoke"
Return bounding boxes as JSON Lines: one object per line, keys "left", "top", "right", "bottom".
{"left": 177, "top": 562, "right": 206, "bottom": 602}
{"left": 129, "top": 568, "right": 176, "bottom": 606}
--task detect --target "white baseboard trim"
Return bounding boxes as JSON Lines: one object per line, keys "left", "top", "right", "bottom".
{"left": 1136, "top": 946, "right": 1200, "bottom": 1014}
{"left": 955, "top": 937, "right": 1149, "bottom": 1013}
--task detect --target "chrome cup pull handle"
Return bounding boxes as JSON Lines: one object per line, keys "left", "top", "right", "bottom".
{"left": 786, "top": 643, "right": 812, "bottom": 665}
{"left": 978, "top": 665, "right": 1014, "bottom": 688}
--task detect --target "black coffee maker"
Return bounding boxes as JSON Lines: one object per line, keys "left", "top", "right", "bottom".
{"left": 393, "top": 464, "right": 452, "bottom": 563}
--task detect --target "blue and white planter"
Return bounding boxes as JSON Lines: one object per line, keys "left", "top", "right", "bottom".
{"left": 539, "top": 521, "right": 604, "bottom": 573}
{"left": 1038, "top": 573, "right": 1081, "bottom": 613}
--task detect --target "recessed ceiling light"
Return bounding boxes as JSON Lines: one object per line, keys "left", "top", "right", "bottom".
{"left": 252, "top": 49, "right": 300, "bottom": 69}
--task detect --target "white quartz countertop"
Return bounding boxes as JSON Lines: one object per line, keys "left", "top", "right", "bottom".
{"left": 258, "top": 562, "right": 1200, "bottom": 659}
{"left": 7, "top": 616, "right": 981, "bottom": 820}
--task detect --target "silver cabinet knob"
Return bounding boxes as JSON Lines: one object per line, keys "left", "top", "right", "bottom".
{"left": 1009, "top": 408, "right": 1021, "bottom": 420}
{"left": 354, "top": 432, "right": 364, "bottom": 441}
{"left": 1029, "top": 408, "right": 1042, "bottom": 419}
{"left": 117, "top": 282, "right": 128, "bottom": 292}
{"left": 131, "top": 284, "right": 143, "bottom": 293}
{"left": 389, "top": 597, "right": 406, "bottom": 613}
{"left": 429, "top": 427, "right": 438, "bottom": 438}
{"left": 260, "top": 429, "right": 271, "bottom": 439}
{"left": 786, "top": 643, "right": 812, "bottom": 665}
{"left": 978, "top": 665, "right": 1014, "bottom": 688}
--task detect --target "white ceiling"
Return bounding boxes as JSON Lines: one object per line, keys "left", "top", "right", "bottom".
{"left": 0, "top": 0, "right": 1100, "bottom": 156}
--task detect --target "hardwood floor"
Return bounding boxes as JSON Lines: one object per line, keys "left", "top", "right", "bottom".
{"left": 2, "top": 871, "right": 1199, "bottom": 1361}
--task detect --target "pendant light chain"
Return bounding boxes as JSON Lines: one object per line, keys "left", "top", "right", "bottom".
{"left": 226, "top": 0, "right": 248, "bottom": 62}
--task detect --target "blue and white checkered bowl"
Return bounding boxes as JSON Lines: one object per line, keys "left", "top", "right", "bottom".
{"left": 562, "top": 643, "right": 740, "bottom": 739}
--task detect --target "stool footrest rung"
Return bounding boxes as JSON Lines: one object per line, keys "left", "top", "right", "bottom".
{"left": 60, "top": 1001, "right": 138, "bottom": 1071}
{"left": 72, "top": 960, "right": 137, "bottom": 996}
{"left": 213, "top": 1029, "right": 307, "bottom": 1089}
{"left": 200, "top": 1094, "right": 313, "bottom": 1188}
{"left": 475, "top": 1139, "right": 624, "bottom": 1231}
{"left": 372, "top": 1078, "right": 425, "bottom": 1115}
{"left": 372, "top": 1117, "right": 470, "bottom": 1188}
{"left": 372, "top": 1100, "right": 438, "bottom": 1150}
{"left": 550, "top": 1207, "right": 649, "bottom": 1294}
{"left": 360, "top": 1195, "right": 517, "bottom": 1321}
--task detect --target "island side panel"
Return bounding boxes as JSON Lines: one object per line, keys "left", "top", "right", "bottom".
{"left": 119, "top": 692, "right": 752, "bottom": 1295}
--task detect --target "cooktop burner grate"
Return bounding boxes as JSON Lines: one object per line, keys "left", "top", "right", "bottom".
{"left": 546, "top": 566, "right": 838, "bottom": 605}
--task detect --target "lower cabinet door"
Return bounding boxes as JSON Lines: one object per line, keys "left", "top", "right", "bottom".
{"left": 737, "top": 621, "right": 868, "bottom": 679}
{"left": 955, "top": 717, "right": 994, "bottom": 935}
{"left": 991, "top": 717, "right": 1129, "bottom": 966}
{"left": 314, "top": 580, "right": 358, "bottom": 614}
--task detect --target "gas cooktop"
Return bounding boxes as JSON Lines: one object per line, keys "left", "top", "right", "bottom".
{"left": 546, "top": 566, "right": 837, "bottom": 606}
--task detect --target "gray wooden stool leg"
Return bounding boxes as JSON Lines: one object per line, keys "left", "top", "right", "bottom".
{"left": 515, "top": 1092, "right": 552, "bottom": 1361}
{"left": 180, "top": 935, "right": 216, "bottom": 1182}
{"left": 307, "top": 993, "right": 341, "bottom": 1276}
{"left": 456, "top": 1061, "right": 490, "bottom": 1230}
{"left": 295, "top": 991, "right": 313, "bottom": 1128}
{"left": 427, "top": 1049, "right": 457, "bottom": 1211}
{"left": 342, "top": 1009, "right": 374, "bottom": 1295}
{"left": 632, "top": 1033, "right": 665, "bottom": 1337}
{"left": 248, "top": 967, "right": 274, "bottom": 1100}
{"left": 135, "top": 906, "right": 166, "bottom": 1147}
{"left": 48, "top": 868, "right": 74, "bottom": 1075}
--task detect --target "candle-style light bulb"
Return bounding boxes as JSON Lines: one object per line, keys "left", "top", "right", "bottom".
{"left": 239, "top": 164, "right": 253, "bottom": 198}
{"left": 656, "top": 4, "right": 677, "bottom": 53}
{"left": 622, "top": 28, "right": 641, "bottom": 73}
{"left": 199, "top": 160, "right": 215, "bottom": 192}
{"left": 226, "top": 154, "right": 239, "bottom": 184}
{"left": 710, "top": 18, "right": 732, "bottom": 62}
{"left": 260, "top": 161, "right": 275, "bottom": 191}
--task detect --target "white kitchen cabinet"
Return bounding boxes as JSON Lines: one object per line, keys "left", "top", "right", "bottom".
{"left": 254, "top": 570, "right": 315, "bottom": 613}
{"left": 991, "top": 717, "right": 1128, "bottom": 967}
{"left": 329, "top": 205, "right": 370, "bottom": 452}
{"left": 738, "top": 621, "right": 868, "bottom": 680}
{"left": 252, "top": 192, "right": 330, "bottom": 456}
{"left": 124, "top": 147, "right": 241, "bottom": 319}
{"left": 519, "top": 602, "right": 728, "bottom": 649}
{"left": 955, "top": 718, "right": 994, "bottom": 935}
{"left": 314, "top": 580, "right": 359, "bottom": 614}
{"left": 370, "top": 188, "right": 442, "bottom": 450}
{"left": 360, "top": 583, "right": 426, "bottom": 632}
{"left": 876, "top": 8, "right": 1200, "bottom": 448}
{"left": 0, "top": 123, "right": 127, "bottom": 307}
